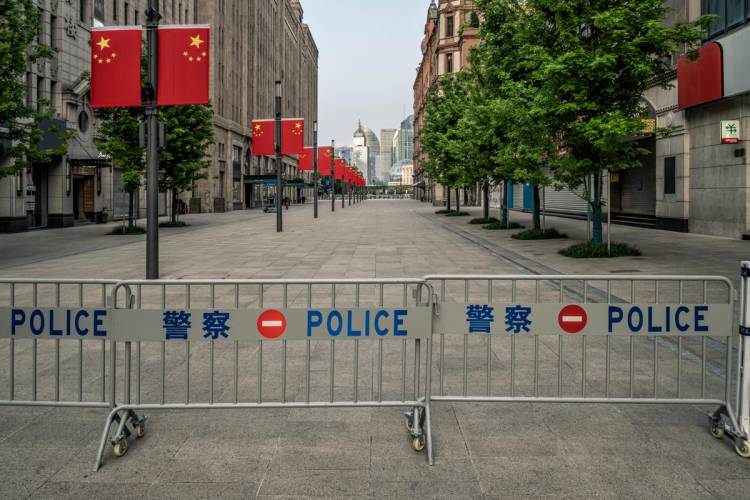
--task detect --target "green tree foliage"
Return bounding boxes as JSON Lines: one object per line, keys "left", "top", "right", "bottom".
{"left": 0, "top": 0, "right": 58, "bottom": 177}
{"left": 520, "top": 0, "right": 706, "bottom": 243}
{"left": 159, "top": 104, "right": 214, "bottom": 222}
{"left": 95, "top": 107, "right": 144, "bottom": 227}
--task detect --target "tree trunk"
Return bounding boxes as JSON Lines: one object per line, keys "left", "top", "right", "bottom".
{"left": 501, "top": 181, "right": 509, "bottom": 226}
{"left": 483, "top": 183, "right": 490, "bottom": 220}
{"left": 128, "top": 191, "right": 134, "bottom": 229}
{"left": 532, "top": 184, "right": 541, "bottom": 230}
{"left": 455, "top": 188, "right": 460, "bottom": 213}
{"left": 446, "top": 187, "right": 452, "bottom": 212}
{"left": 171, "top": 190, "right": 178, "bottom": 223}
{"left": 591, "top": 171, "right": 604, "bottom": 244}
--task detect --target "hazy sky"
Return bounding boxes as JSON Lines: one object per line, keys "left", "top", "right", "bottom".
{"left": 302, "top": 0, "right": 428, "bottom": 147}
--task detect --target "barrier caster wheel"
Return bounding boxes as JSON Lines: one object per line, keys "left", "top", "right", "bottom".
{"left": 133, "top": 422, "right": 145, "bottom": 439}
{"left": 412, "top": 435, "right": 425, "bottom": 452}
{"left": 112, "top": 438, "right": 128, "bottom": 458}
{"left": 710, "top": 425, "right": 724, "bottom": 439}
{"left": 735, "top": 440, "right": 750, "bottom": 459}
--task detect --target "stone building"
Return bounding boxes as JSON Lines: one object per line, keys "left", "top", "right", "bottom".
{"left": 413, "top": 0, "right": 479, "bottom": 206}
{"left": 1, "top": 0, "right": 195, "bottom": 232}
{"left": 504, "top": 1, "right": 750, "bottom": 239}
{"left": 191, "top": 0, "right": 318, "bottom": 212}
{"left": 1, "top": 0, "right": 317, "bottom": 232}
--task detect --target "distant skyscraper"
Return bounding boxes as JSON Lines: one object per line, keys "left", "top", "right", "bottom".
{"left": 393, "top": 115, "right": 414, "bottom": 163}
{"left": 379, "top": 129, "right": 397, "bottom": 181}
{"left": 353, "top": 121, "right": 381, "bottom": 184}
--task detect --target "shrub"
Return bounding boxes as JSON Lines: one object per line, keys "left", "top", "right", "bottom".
{"left": 435, "top": 209, "right": 451, "bottom": 214}
{"left": 483, "top": 222, "right": 524, "bottom": 230}
{"left": 108, "top": 225, "right": 146, "bottom": 235}
{"left": 512, "top": 228, "right": 567, "bottom": 240}
{"left": 444, "top": 211, "right": 470, "bottom": 217}
{"left": 469, "top": 217, "right": 500, "bottom": 225}
{"left": 559, "top": 242, "right": 642, "bottom": 258}
{"left": 159, "top": 220, "right": 189, "bottom": 228}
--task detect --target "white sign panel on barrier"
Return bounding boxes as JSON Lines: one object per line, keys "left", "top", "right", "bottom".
{"left": 0, "top": 307, "right": 110, "bottom": 339}
{"left": 434, "top": 303, "right": 733, "bottom": 336}
{"left": 111, "top": 307, "right": 432, "bottom": 342}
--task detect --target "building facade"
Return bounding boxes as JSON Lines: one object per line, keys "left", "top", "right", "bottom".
{"left": 507, "top": 1, "right": 750, "bottom": 239}
{"left": 1, "top": 0, "right": 318, "bottom": 232}
{"left": 379, "top": 128, "right": 397, "bottom": 182}
{"left": 1, "top": 0, "right": 196, "bottom": 233}
{"left": 413, "top": 0, "right": 479, "bottom": 205}
{"left": 198, "top": 0, "right": 318, "bottom": 212}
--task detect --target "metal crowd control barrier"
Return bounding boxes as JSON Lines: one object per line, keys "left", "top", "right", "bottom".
{"left": 94, "top": 279, "right": 434, "bottom": 470}
{"left": 0, "top": 279, "right": 118, "bottom": 410}
{"left": 426, "top": 273, "right": 750, "bottom": 458}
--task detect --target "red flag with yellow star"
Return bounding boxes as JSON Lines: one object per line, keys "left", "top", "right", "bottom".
{"left": 281, "top": 119, "right": 305, "bottom": 155}
{"left": 251, "top": 120, "right": 275, "bottom": 156}
{"left": 90, "top": 27, "right": 142, "bottom": 109}
{"left": 157, "top": 25, "right": 210, "bottom": 106}
{"left": 298, "top": 147, "right": 314, "bottom": 171}
{"left": 334, "top": 159, "right": 346, "bottom": 180}
{"left": 318, "top": 147, "right": 333, "bottom": 176}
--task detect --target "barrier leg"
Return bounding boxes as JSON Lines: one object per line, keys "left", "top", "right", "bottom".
{"left": 424, "top": 402, "right": 434, "bottom": 465}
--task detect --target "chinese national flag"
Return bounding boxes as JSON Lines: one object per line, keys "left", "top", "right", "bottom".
{"left": 251, "top": 120, "right": 274, "bottom": 156}
{"left": 345, "top": 167, "right": 353, "bottom": 184}
{"left": 282, "top": 119, "right": 305, "bottom": 155}
{"left": 90, "top": 27, "right": 142, "bottom": 108}
{"left": 298, "top": 147, "right": 314, "bottom": 171}
{"left": 334, "top": 159, "right": 345, "bottom": 180}
{"left": 318, "top": 147, "right": 333, "bottom": 176}
{"left": 157, "top": 25, "right": 210, "bottom": 106}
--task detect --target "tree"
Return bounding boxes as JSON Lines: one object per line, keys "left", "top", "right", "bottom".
{"left": 525, "top": 0, "right": 706, "bottom": 244}
{"left": 95, "top": 108, "right": 145, "bottom": 228}
{"left": 159, "top": 104, "right": 214, "bottom": 223}
{"left": 420, "top": 73, "right": 472, "bottom": 212}
{"left": 0, "top": 0, "right": 59, "bottom": 177}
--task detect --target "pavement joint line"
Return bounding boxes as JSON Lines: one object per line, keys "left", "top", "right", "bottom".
{"left": 421, "top": 211, "right": 732, "bottom": 379}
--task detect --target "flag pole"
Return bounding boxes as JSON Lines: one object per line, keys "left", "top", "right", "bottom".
{"left": 145, "top": 1, "right": 161, "bottom": 279}
{"left": 313, "top": 121, "right": 318, "bottom": 219}
{"left": 331, "top": 140, "right": 335, "bottom": 213}
{"left": 275, "top": 80, "right": 283, "bottom": 233}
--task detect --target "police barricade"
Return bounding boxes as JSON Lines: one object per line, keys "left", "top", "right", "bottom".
{"left": 94, "top": 279, "right": 434, "bottom": 470}
{"left": 0, "top": 279, "right": 118, "bottom": 410}
{"left": 426, "top": 273, "right": 750, "bottom": 458}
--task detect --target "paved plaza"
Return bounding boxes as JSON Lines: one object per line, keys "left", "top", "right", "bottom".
{"left": 1, "top": 200, "right": 749, "bottom": 499}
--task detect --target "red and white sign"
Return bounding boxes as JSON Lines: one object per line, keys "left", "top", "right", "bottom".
{"left": 558, "top": 305, "right": 588, "bottom": 334}
{"left": 257, "top": 310, "right": 287, "bottom": 339}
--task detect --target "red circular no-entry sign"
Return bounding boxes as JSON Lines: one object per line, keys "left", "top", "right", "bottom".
{"left": 257, "top": 310, "right": 287, "bottom": 339}
{"left": 558, "top": 305, "right": 588, "bottom": 334}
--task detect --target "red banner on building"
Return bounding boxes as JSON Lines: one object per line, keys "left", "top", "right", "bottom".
{"left": 157, "top": 25, "right": 210, "bottom": 106}
{"left": 298, "top": 147, "right": 314, "bottom": 171}
{"left": 281, "top": 119, "right": 305, "bottom": 155}
{"left": 251, "top": 120, "right": 275, "bottom": 156}
{"left": 90, "top": 27, "right": 143, "bottom": 108}
{"left": 334, "top": 159, "right": 345, "bottom": 180}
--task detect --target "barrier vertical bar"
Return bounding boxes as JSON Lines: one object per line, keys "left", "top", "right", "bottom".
{"left": 739, "top": 261, "right": 750, "bottom": 434}
{"left": 9, "top": 283, "right": 14, "bottom": 401}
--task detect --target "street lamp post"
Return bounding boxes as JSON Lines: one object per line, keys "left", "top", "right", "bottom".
{"left": 145, "top": 1, "right": 161, "bottom": 279}
{"left": 313, "top": 121, "right": 318, "bottom": 219}
{"left": 275, "top": 80, "right": 282, "bottom": 233}
{"left": 331, "top": 140, "right": 335, "bottom": 213}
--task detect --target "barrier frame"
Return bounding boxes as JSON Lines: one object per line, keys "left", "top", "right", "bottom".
{"left": 94, "top": 278, "right": 435, "bottom": 470}
{"left": 0, "top": 278, "right": 119, "bottom": 410}
{"left": 425, "top": 273, "right": 750, "bottom": 458}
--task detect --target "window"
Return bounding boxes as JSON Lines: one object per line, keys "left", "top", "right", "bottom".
{"left": 114, "top": 1, "right": 118, "bottom": 21}
{"left": 36, "top": 76, "right": 44, "bottom": 112}
{"left": 124, "top": 2, "right": 129, "bottom": 24}
{"left": 179, "top": 3, "right": 182, "bottom": 23}
{"left": 79, "top": 0, "right": 86, "bottom": 23}
{"left": 446, "top": 15, "right": 455, "bottom": 37}
{"left": 664, "top": 157, "right": 676, "bottom": 195}
{"left": 446, "top": 53, "right": 453, "bottom": 73}
{"left": 703, "top": 0, "right": 749, "bottom": 37}
{"left": 50, "top": 81, "right": 57, "bottom": 114}
{"left": 135, "top": 10, "right": 139, "bottom": 24}
{"left": 50, "top": 15, "right": 57, "bottom": 50}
